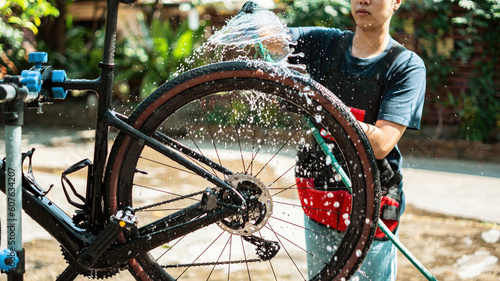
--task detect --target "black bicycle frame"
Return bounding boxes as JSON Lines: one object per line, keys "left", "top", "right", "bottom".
{"left": 1, "top": 0, "right": 247, "bottom": 270}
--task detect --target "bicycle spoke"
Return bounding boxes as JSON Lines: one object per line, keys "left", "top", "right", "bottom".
{"left": 267, "top": 163, "right": 296, "bottom": 189}
{"left": 177, "top": 230, "right": 226, "bottom": 279}
{"left": 228, "top": 234, "right": 233, "bottom": 281}
{"left": 240, "top": 236, "right": 252, "bottom": 280}
{"left": 132, "top": 183, "right": 201, "bottom": 203}
{"left": 270, "top": 215, "right": 342, "bottom": 241}
{"left": 272, "top": 200, "right": 350, "bottom": 216}
{"left": 229, "top": 94, "right": 247, "bottom": 172}
{"left": 268, "top": 223, "right": 329, "bottom": 272}
{"left": 245, "top": 129, "right": 272, "bottom": 175}
{"left": 207, "top": 234, "right": 232, "bottom": 280}
{"left": 153, "top": 130, "right": 234, "bottom": 176}
{"left": 139, "top": 156, "right": 198, "bottom": 176}
{"left": 254, "top": 127, "right": 301, "bottom": 178}
{"left": 199, "top": 99, "right": 224, "bottom": 170}
{"left": 266, "top": 223, "right": 307, "bottom": 280}
{"left": 270, "top": 179, "right": 305, "bottom": 197}
{"left": 245, "top": 128, "right": 258, "bottom": 175}
{"left": 156, "top": 233, "right": 188, "bottom": 262}
{"left": 173, "top": 112, "right": 222, "bottom": 179}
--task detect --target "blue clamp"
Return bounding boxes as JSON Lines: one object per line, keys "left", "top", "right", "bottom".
{"left": 17, "top": 52, "right": 47, "bottom": 94}
{"left": 20, "top": 70, "right": 43, "bottom": 93}
{"left": 28, "top": 52, "right": 48, "bottom": 70}
{"left": 0, "top": 249, "right": 19, "bottom": 271}
{"left": 51, "top": 70, "right": 68, "bottom": 99}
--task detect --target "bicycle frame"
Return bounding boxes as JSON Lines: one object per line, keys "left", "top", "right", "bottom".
{"left": 1, "top": 0, "right": 248, "bottom": 277}
{"left": 1, "top": 0, "right": 438, "bottom": 279}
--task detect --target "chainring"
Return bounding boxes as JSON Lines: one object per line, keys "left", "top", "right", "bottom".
{"left": 60, "top": 246, "right": 122, "bottom": 279}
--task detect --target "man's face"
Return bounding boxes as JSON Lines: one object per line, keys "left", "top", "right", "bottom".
{"left": 351, "top": 0, "right": 399, "bottom": 30}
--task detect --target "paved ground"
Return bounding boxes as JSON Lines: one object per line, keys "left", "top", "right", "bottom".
{"left": 402, "top": 156, "right": 500, "bottom": 224}
{"left": 0, "top": 125, "right": 498, "bottom": 280}
{"left": 7, "top": 125, "right": 497, "bottom": 224}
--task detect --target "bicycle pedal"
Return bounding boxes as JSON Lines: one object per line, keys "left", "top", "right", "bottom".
{"left": 112, "top": 207, "right": 138, "bottom": 229}
{"left": 78, "top": 208, "right": 137, "bottom": 268}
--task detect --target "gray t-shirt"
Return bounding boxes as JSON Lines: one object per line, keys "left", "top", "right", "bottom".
{"left": 289, "top": 27, "right": 426, "bottom": 173}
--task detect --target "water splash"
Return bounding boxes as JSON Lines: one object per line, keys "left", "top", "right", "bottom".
{"left": 177, "top": 4, "right": 306, "bottom": 77}
{"left": 207, "top": 7, "right": 293, "bottom": 64}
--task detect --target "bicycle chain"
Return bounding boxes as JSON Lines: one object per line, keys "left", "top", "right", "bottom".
{"left": 133, "top": 189, "right": 275, "bottom": 268}
{"left": 161, "top": 258, "right": 262, "bottom": 268}
{"left": 133, "top": 190, "right": 205, "bottom": 212}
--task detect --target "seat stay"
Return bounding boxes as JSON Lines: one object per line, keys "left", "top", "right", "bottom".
{"left": 105, "top": 110, "right": 246, "bottom": 208}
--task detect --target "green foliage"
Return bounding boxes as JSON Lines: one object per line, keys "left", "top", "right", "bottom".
{"left": 279, "top": 0, "right": 353, "bottom": 29}
{"left": 395, "top": 0, "right": 500, "bottom": 142}
{"left": 2, "top": 0, "right": 59, "bottom": 34}
{"left": 204, "top": 94, "right": 297, "bottom": 128}
{"left": 113, "top": 14, "right": 207, "bottom": 100}
{"left": 37, "top": 21, "right": 102, "bottom": 80}
{"left": 454, "top": 61, "right": 499, "bottom": 141}
{"left": 0, "top": 0, "right": 59, "bottom": 74}
{"left": 37, "top": 12, "right": 207, "bottom": 101}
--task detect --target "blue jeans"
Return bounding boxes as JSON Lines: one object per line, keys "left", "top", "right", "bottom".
{"left": 304, "top": 216, "right": 398, "bottom": 281}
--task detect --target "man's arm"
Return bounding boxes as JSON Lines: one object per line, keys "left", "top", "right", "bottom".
{"left": 358, "top": 120, "right": 407, "bottom": 159}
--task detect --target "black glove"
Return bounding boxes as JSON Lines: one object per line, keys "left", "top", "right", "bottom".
{"left": 377, "top": 158, "right": 402, "bottom": 193}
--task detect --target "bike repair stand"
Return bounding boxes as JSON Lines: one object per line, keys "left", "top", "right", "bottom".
{"left": 2, "top": 94, "right": 25, "bottom": 281}
{"left": 0, "top": 53, "right": 46, "bottom": 280}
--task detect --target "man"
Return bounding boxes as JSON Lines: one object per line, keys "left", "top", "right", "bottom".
{"left": 288, "top": 0, "right": 426, "bottom": 280}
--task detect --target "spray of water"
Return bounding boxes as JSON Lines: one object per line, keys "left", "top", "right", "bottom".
{"left": 177, "top": 4, "right": 305, "bottom": 76}
{"left": 207, "top": 7, "right": 293, "bottom": 63}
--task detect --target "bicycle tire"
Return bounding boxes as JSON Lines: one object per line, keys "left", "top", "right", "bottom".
{"left": 105, "top": 61, "right": 381, "bottom": 281}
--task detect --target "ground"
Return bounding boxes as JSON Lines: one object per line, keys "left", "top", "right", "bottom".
{"left": 397, "top": 206, "right": 499, "bottom": 281}
{"left": 4, "top": 205, "right": 497, "bottom": 281}
{"left": 0, "top": 127, "right": 498, "bottom": 280}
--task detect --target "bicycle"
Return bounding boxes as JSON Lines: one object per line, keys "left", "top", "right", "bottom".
{"left": 0, "top": 0, "right": 382, "bottom": 280}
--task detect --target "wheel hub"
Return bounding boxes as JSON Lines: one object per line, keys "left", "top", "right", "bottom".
{"left": 218, "top": 173, "right": 273, "bottom": 235}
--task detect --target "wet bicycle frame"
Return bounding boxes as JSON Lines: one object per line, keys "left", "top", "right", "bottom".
{"left": 0, "top": 0, "right": 247, "bottom": 278}
{"left": 0, "top": 0, "right": 438, "bottom": 280}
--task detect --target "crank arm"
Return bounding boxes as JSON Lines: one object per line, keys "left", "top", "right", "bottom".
{"left": 78, "top": 208, "right": 137, "bottom": 268}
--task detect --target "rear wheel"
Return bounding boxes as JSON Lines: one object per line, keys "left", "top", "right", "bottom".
{"left": 106, "top": 61, "right": 380, "bottom": 281}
